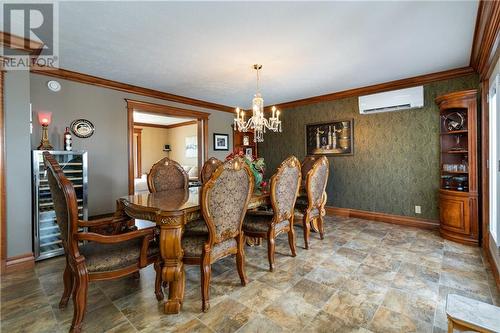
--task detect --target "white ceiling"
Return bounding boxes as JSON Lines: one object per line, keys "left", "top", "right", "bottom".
{"left": 133, "top": 111, "right": 192, "bottom": 126}
{"left": 57, "top": 1, "right": 478, "bottom": 108}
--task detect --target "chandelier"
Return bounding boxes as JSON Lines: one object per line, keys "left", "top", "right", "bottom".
{"left": 234, "top": 64, "right": 282, "bottom": 142}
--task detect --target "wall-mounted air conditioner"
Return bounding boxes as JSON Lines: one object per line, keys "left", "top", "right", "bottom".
{"left": 358, "top": 86, "right": 424, "bottom": 114}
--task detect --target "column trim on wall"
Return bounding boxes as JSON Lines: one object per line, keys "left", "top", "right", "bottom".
{"left": 325, "top": 206, "right": 439, "bottom": 230}
{"left": 126, "top": 99, "right": 210, "bottom": 194}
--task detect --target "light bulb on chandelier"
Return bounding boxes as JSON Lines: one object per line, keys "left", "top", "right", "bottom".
{"left": 233, "top": 64, "right": 282, "bottom": 142}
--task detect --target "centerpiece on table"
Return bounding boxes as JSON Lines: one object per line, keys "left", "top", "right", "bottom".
{"left": 226, "top": 150, "right": 267, "bottom": 190}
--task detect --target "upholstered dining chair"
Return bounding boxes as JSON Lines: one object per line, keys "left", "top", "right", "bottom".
{"left": 295, "top": 156, "right": 329, "bottom": 249}
{"left": 43, "top": 152, "right": 163, "bottom": 333}
{"left": 300, "top": 156, "right": 320, "bottom": 189}
{"left": 147, "top": 157, "right": 189, "bottom": 193}
{"left": 243, "top": 156, "right": 301, "bottom": 272}
{"left": 200, "top": 157, "right": 223, "bottom": 183}
{"left": 182, "top": 157, "right": 254, "bottom": 312}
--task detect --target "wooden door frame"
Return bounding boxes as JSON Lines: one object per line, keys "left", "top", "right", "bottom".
{"left": 0, "top": 70, "right": 5, "bottom": 274}
{"left": 126, "top": 99, "right": 209, "bottom": 195}
{"left": 133, "top": 128, "right": 142, "bottom": 178}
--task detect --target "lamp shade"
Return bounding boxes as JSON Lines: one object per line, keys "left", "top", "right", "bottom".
{"left": 164, "top": 144, "right": 171, "bottom": 152}
{"left": 37, "top": 112, "right": 52, "bottom": 126}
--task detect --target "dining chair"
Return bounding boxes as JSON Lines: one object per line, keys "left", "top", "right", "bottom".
{"left": 182, "top": 157, "right": 254, "bottom": 312}
{"left": 243, "top": 155, "right": 301, "bottom": 272}
{"left": 43, "top": 152, "right": 163, "bottom": 333}
{"left": 147, "top": 157, "right": 189, "bottom": 192}
{"left": 295, "top": 156, "right": 329, "bottom": 249}
{"left": 200, "top": 157, "right": 223, "bottom": 183}
{"left": 300, "top": 156, "right": 319, "bottom": 189}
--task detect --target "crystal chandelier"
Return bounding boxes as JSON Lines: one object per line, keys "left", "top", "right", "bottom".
{"left": 234, "top": 64, "right": 282, "bottom": 142}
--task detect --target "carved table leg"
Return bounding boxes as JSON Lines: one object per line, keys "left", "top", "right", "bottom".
{"left": 159, "top": 221, "right": 185, "bottom": 314}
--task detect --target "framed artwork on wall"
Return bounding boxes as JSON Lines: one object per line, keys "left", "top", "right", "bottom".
{"left": 213, "top": 133, "right": 229, "bottom": 151}
{"left": 305, "top": 119, "right": 354, "bottom": 156}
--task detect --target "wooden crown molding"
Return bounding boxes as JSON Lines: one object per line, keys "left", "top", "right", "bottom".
{"left": 470, "top": 0, "right": 500, "bottom": 79}
{"left": 267, "top": 67, "right": 476, "bottom": 111}
{"left": 325, "top": 206, "right": 439, "bottom": 230}
{"left": 126, "top": 99, "right": 210, "bottom": 120}
{"left": 134, "top": 120, "right": 197, "bottom": 130}
{"left": 0, "top": 32, "right": 44, "bottom": 57}
{"left": 30, "top": 66, "right": 235, "bottom": 113}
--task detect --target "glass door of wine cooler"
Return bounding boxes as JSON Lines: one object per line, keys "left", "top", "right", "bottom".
{"left": 32, "top": 151, "right": 88, "bottom": 260}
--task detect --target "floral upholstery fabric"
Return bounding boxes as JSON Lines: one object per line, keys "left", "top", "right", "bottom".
{"left": 243, "top": 212, "right": 290, "bottom": 233}
{"left": 274, "top": 166, "right": 300, "bottom": 218}
{"left": 47, "top": 169, "right": 71, "bottom": 242}
{"left": 149, "top": 159, "right": 188, "bottom": 192}
{"left": 184, "top": 218, "right": 208, "bottom": 235}
{"left": 206, "top": 162, "right": 251, "bottom": 241}
{"left": 181, "top": 235, "right": 236, "bottom": 258}
{"left": 80, "top": 238, "right": 159, "bottom": 272}
{"left": 310, "top": 163, "right": 328, "bottom": 205}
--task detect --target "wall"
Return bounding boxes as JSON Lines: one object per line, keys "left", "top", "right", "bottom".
{"left": 30, "top": 73, "right": 234, "bottom": 215}
{"left": 135, "top": 126, "right": 169, "bottom": 174}
{"left": 259, "top": 74, "right": 479, "bottom": 220}
{"left": 167, "top": 123, "right": 198, "bottom": 167}
{"left": 5, "top": 69, "right": 32, "bottom": 257}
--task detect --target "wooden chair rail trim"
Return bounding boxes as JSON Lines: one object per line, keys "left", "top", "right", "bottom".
{"left": 325, "top": 206, "right": 439, "bottom": 230}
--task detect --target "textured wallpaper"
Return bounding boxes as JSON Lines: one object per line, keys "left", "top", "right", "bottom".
{"left": 259, "top": 74, "right": 479, "bottom": 220}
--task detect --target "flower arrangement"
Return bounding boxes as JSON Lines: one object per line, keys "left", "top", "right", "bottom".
{"left": 226, "top": 150, "right": 266, "bottom": 189}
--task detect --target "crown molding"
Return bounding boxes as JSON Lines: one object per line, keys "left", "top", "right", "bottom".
{"left": 0, "top": 32, "right": 44, "bottom": 56}
{"left": 134, "top": 120, "right": 197, "bottom": 129}
{"left": 30, "top": 66, "right": 235, "bottom": 113}
{"left": 470, "top": 0, "right": 500, "bottom": 79}
{"left": 266, "top": 66, "right": 476, "bottom": 111}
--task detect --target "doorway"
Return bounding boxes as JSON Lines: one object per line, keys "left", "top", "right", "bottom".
{"left": 126, "top": 99, "right": 209, "bottom": 195}
{"left": 489, "top": 59, "right": 500, "bottom": 247}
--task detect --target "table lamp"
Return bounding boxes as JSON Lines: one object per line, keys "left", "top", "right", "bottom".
{"left": 37, "top": 112, "right": 54, "bottom": 150}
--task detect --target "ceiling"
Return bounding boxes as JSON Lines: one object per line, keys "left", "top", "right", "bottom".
{"left": 57, "top": 1, "right": 478, "bottom": 108}
{"left": 133, "top": 111, "right": 192, "bottom": 126}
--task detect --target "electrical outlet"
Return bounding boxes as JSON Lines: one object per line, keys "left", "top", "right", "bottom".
{"left": 415, "top": 205, "right": 421, "bottom": 214}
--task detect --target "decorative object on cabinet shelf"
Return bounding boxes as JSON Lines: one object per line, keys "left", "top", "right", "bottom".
{"left": 37, "top": 112, "right": 54, "bottom": 150}
{"left": 32, "top": 150, "right": 88, "bottom": 260}
{"left": 70, "top": 119, "right": 95, "bottom": 138}
{"left": 63, "top": 127, "right": 72, "bottom": 151}
{"left": 243, "top": 135, "right": 250, "bottom": 146}
{"left": 213, "top": 133, "right": 229, "bottom": 151}
{"left": 233, "top": 64, "right": 282, "bottom": 143}
{"left": 442, "top": 111, "right": 465, "bottom": 131}
{"left": 305, "top": 119, "right": 353, "bottom": 156}
{"left": 245, "top": 147, "right": 253, "bottom": 158}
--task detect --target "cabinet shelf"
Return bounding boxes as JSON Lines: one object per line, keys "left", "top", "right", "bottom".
{"left": 440, "top": 130, "right": 468, "bottom": 135}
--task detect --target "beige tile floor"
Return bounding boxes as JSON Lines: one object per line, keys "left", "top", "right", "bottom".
{"left": 1, "top": 216, "right": 499, "bottom": 333}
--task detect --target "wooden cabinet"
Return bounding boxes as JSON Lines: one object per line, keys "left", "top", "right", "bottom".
{"left": 232, "top": 127, "right": 258, "bottom": 159}
{"left": 435, "top": 90, "right": 479, "bottom": 246}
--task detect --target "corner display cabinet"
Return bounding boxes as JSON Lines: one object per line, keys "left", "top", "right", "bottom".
{"left": 32, "top": 150, "right": 88, "bottom": 260}
{"left": 436, "top": 90, "right": 478, "bottom": 246}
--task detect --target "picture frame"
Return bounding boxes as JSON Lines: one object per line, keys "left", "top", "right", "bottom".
{"left": 245, "top": 147, "right": 253, "bottom": 157}
{"left": 305, "top": 119, "right": 354, "bottom": 156}
{"left": 213, "top": 133, "right": 229, "bottom": 151}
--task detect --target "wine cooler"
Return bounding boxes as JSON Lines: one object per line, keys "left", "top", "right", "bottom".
{"left": 32, "top": 150, "right": 88, "bottom": 260}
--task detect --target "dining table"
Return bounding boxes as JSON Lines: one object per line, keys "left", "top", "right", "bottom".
{"left": 115, "top": 186, "right": 271, "bottom": 314}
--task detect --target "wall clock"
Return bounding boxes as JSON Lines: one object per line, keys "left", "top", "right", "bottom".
{"left": 70, "top": 119, "right": 95, "bottom": 138}
{"left": 47, "top": 80, "right": 61, "bottom": 92}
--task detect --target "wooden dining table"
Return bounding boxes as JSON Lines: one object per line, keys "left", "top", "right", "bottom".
{"left": 115, "top": 186, "right": 271, "bottom": 314}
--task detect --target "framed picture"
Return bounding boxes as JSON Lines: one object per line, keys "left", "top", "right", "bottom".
{"left": 245, "top": 147, "right": 253, "bottom": 157}
{"left": 213, "top": 133, "right": 229, "bottom": 151}
{"left": 305, "top": 119, "right": 354, "bottom": 156}
{"left": 185, "top": 136, "right": 197, "bottom": 158}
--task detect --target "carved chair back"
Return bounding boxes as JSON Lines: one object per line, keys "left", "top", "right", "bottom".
{"left": 301, "top": 156, "right": 319, "bottom": 183}
{"left": 200, "top": 157, "right": 223, "bottom": 184}
{"left": 201, "top": 157, "right": 254, "bottom": 245}
{"left": 147, "top": 157, "right": 189, "bottom": 193}
{"left": 306, "top": 156, "right": 329, "bottom": 208}
{"left": 43, "top": 152, "right": 80, "bottom": 258}
{"left": 270, "top": 156, "right": 302, "bottom": 222}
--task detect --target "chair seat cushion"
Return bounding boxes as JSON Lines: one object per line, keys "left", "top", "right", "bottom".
{"left": 243, "top": 213, "right": 290, "bottom": 233}
{"left": 184, "top": 219, "right": 208, "bottom": 235}
{"left": 80, "top": 238, "right": 159, "bottom": 273}
{"left": 182, "top": 235, "right": 236, "bottom": 259}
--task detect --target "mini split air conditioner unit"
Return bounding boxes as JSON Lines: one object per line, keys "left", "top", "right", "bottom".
{"left": 358, "top": 86, "right": 424, "bottom": 114}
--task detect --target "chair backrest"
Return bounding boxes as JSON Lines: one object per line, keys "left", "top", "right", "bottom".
{"left": 306, "top": 156, "right": 329, "bottom": 208}
{"left": 301, "top": 156, "right": 319, "bottom": 182}
{"left": 200, "top": 157, "right": 223, "bottom": 184}
{"left": 201, "top": 157, "right": 254, "bottom": 244}
{"left": 43, "top": 152, "right": 79, "bottom": 255}
{"left": 270, "top": 156, "right": 301, "bottom": 221}
{"left": 147, "top": 157, "right": 189, "bottom": 193}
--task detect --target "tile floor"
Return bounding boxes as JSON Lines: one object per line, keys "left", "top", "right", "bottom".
{"left": 1, "top": 216, "right": 499, "bottom": 333}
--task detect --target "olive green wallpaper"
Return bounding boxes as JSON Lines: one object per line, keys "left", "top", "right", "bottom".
{"left": 259, "top": 74, "right": 479, "bottom": 220}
